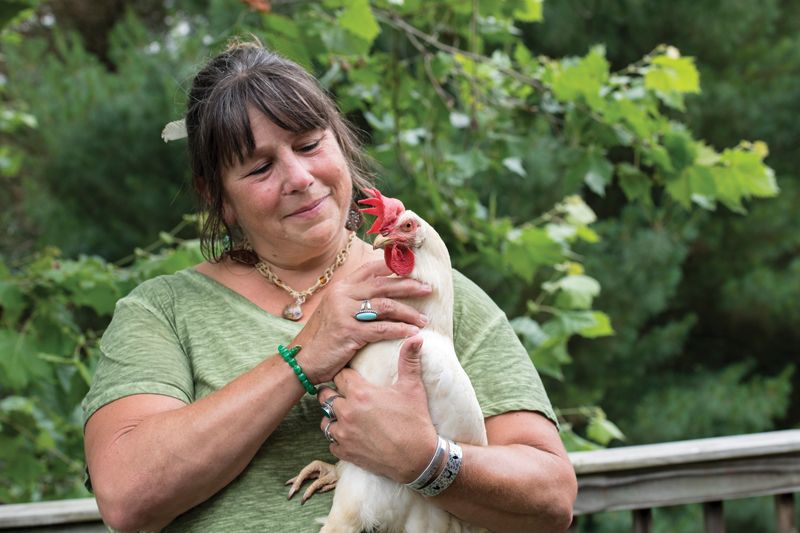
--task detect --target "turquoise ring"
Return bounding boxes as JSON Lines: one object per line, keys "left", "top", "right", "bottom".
{"left": 321, "top": 394, "right": 341, "bottom": 421}
{"left": 355, "top": 299, "right": 378, "bottom": 321}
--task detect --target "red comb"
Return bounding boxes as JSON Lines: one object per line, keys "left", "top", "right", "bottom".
{"left": 358, "top": 188, "right": 405, "bottom": 234}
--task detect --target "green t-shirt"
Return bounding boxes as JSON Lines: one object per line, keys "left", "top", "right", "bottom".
{"left": 82, "top": 268, "right": 555, "bottom": 532}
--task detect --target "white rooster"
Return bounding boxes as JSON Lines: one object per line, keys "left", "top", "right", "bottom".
{"left": 288, "top": 188, "right": 488, "bottom": 533}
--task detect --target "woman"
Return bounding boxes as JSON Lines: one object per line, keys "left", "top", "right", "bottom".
{"left": 82, "top": 40, "right": 576, "bottom": 532}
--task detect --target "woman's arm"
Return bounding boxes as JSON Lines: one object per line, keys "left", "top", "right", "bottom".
{"left": 322, "top": 338, "right": 576, "bottom": 533}
{"left": 85, "top": 261, "right": 429, "bottom": 532}
{"left": 85, "top": 354, "right": 309, "bottom": 532}
{"left": 432, "top": 412, "right": 576, "bottom": 533}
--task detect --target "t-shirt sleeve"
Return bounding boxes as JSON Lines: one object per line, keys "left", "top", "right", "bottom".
{"left": 453, "top": 271, "right": 558, "bottom": 426}
{"left": 81, "top": 277, "right": 194, "bottom": 426}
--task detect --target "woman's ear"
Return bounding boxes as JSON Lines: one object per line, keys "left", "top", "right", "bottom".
{"left": 194, "top": 175, "right": 212, "bottom": 206}
{"left": 195, "top": 175, "right": 236, "bottom": 225}
{"left": 222, "top": 200, "right": 236, "bottom": 227}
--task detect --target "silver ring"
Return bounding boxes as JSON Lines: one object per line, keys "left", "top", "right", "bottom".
{"left": 354, "top": 299, "right": 378, "bottom": 321}
{"left": 321, "top": 394, "right": 342, "bottom": 421}
{"left": 323, "top": 420, "right": 338, "bottom": 444}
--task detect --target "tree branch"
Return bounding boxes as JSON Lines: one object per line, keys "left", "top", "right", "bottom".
{"left": 374, "top": 9, "right": 547, "bottom": 92}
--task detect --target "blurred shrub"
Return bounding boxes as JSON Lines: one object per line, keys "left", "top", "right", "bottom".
{"left": 3, "top": 12, "right": 199, "bottom": 260}
{"left": 0, "top": 226, "right": 203, "bottom": 502}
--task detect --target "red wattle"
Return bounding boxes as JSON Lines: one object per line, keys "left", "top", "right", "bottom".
{"left": 385, "top": 244, "right": 414, "bottom": 276}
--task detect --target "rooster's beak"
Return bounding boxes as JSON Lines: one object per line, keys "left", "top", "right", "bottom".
{"left": 372, "top": 234, "right": 394, "bottom": 249}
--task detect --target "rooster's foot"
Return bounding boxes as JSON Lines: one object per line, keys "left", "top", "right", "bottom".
{"left": 286, "top": 460, "right": 338, "bottom": 504}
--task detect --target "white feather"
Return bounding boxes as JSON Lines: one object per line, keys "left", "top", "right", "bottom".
{"left": 320, "top": 211, "right": 488, "bottom": 533}
{"left": 161, "top": 119, "right": 187, "bottom": 142}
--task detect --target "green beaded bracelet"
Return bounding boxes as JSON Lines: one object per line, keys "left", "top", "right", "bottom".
{"left": 278, "top": 344, "right": 317, "bottom": 395}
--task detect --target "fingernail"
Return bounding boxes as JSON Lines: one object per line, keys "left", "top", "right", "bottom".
{"left": 419, "top": 314, "right": 429, "bottom": 325}
{"left": 410, "top": 326, "right": 420, "bottom": 334}
{"left": 421, "top": 282, "right": 432, "bottom": 291}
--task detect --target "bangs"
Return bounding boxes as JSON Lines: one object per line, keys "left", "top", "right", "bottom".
{"left": 209, "top": 71, "right": 332, "bottom": 172}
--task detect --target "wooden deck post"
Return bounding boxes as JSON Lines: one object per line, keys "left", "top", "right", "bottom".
{"left": 633, "top": 508, "right": 652, "bottom": 533}
{"left": 775, "top": 493, "right": 797, "bottom": 533}
{"left": 703, "top": 501, "right": 724, "bottom": 533}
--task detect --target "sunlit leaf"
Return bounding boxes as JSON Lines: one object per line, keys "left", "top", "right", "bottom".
{"left": 560, "top": 427, "right": 602, "bottom": 451}
{"left": 577, "top": 311, "right": 614, "bottom": 338}
{"left": 645, "top": 55, "right": 700, "bottom": 95}
{"left": 587, "top": 415, "right": 625, "bottom": 445}
{"left": 338, "top": 0, "right": 381, "bottom": 46}
{"left": 547, "top": 46, "right": 609, "bottom": 110}
{"left": 548, "top": 275, "right": 601, "bottom": 310}
{"left": 666, "top": 170, "right": 692, "bottom": 208}
{"left": 575, "top": 225, "right": 600, "bottom": 243}
{"left": 502, "top": 156, "right": 526, "bottom": 177}
{"left": 504, "top": 226, "right": 564, "bottom": 283}
{"left": 512, "top": 0, "right": 544, "bottom": 22}
{"left": 561, "top": 195, "right": 597, "bottom": 225}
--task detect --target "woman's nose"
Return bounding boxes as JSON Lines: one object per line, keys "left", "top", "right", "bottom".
{"left": 281, "top": 153, "right": 314, "bottom": 194}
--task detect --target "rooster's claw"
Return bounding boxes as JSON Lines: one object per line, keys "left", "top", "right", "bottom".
{"left": 286, "top": 460, "right": 338, "bottom": 504}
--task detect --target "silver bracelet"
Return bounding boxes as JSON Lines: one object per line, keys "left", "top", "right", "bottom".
{"left": 406, "top": 435, "right": 447, "bottom": 490}
{"left": 418, "top": 440, "right": 462, "bottom": 497}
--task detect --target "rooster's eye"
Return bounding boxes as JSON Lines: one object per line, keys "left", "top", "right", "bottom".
{"left": 403, "top": 221, "right": 413, "bottom": 231}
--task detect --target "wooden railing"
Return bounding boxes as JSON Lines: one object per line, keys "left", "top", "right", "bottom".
{"left": 570, "top": 429, "right": 800, "bottom": 532}
{"left": 1, "top": 430, "right": 798, "bottom": 532}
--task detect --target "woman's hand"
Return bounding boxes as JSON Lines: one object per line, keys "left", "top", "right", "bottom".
{"left": 317, "top": 335, "right": 439, "bottom": 484}
{"left": 293, "top": 260, "right": 430, "bottom": 384}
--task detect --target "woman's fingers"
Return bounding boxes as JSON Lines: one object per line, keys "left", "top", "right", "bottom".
{"left": 292, "top": 261, "right": 430, "bottom": 383}
{"left": 359, "top": 277, "right": 432, "bottom": 300}
{"left": 317, "top": 386, "right": 341, "bottom": 408}
{"left": 359, "top": 320, "right": 421, "bottom": 344}
{"left": 350, "top": 259, "right": 393, "bottom": 281}
{"left": 332, "top": 367, "right": 363, "bottom": 394}
{"left": 356, "top": 298, "right": 428, "bottom": 328}
{"left": 349, "top": 260, "right": 431, "bottom": 300}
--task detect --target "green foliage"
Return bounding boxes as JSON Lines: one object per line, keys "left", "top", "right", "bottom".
{"left": 2, "top": 13, "right": 198, "bottom": 260}
{"left": 0, "top": 2, "right": 43, "bottom": 280}
{"left": 527, "top": 0, "right": 800, "bottom": 449}
{"left": 0, "top": 0, "right": 37, "bottom": 31}
{"left": 630, "top": 363, "right": 794, "bottom": 443}
{"left": 0, "top": 221, "right": 203, "bottom": 502}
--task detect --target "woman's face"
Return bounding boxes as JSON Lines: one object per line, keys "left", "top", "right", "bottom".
{"left": 220, "top": 107, "right": 353, "bottom": 263}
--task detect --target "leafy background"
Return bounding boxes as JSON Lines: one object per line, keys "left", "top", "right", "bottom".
{"left": 0, "top": 0, "right": 797, "bottom": 530}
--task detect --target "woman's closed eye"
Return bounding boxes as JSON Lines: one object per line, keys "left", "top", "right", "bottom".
{"left": 247, "top": 162, "right": 272, "bottom": 177}
{"left": 297, "top": 139, "right": 321, "bottom": 153}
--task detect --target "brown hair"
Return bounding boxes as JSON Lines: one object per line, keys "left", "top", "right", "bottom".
{"left": 186, "top": 39, "right": 374, "bottom": 261}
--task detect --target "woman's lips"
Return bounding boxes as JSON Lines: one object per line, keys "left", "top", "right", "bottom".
{"left": 286, "top": 195, "right": 328, "bottom": 218}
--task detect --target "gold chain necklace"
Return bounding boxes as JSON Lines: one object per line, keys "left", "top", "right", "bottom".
{"left": 254, "top": 232, "right": 355, "bottom": 321}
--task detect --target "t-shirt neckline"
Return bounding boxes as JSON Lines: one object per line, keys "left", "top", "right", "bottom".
{"left": 184, "top": 268, "right": 304, "bottom": 330}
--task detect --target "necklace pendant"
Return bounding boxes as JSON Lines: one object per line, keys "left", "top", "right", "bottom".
{"left": 283, "top": 302, "right": 303, "bottom": 321}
